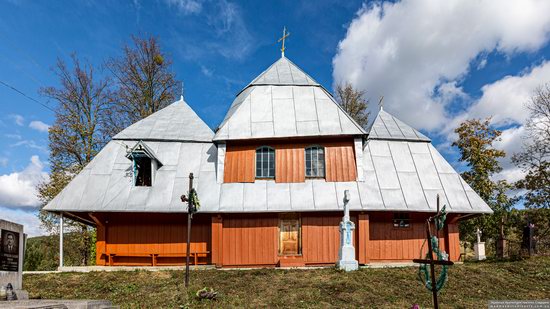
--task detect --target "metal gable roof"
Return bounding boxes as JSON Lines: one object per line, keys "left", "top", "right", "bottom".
{"left": 368, "top": 108, "right": 431, "bottom": 142}
{"left": 214, "top": 57, "right": 366, "bottom": 141}
{"left": 114, "top": 97, "right": 214, "bottom": 142}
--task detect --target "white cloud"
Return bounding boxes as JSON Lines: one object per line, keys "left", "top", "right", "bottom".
{"left": 9, "top": 114, "right": 24, "bottom": 126}
{"left": 0, "top": 207, "right": 47, "bottom": 237}
{"left": 0, "top": 155, "right": 49, "bottom": 208}
{"left": 11, "top": 140, "right": 48, "bottom": 153}
{"left": 165, "top": 0, "right": 203, "bottom": 15}
{"left": 29, "top": 120, "right": 50, "bottom": 133}
{"left": 333, "top": 0, "right": 550, "bottom": 131}
{"left": 462, "top": 62, "right": 550, "bottom": 183}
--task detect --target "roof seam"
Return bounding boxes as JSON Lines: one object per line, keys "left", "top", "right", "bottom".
{"left": 407, "top": 142, "right": 431, "bottom": 210}
{"left": 426, "top": 143, "right": 452, "bottom": 210}
{"left": 387, "top": 141, "right": 409, "bottom": 210}
{"left": 368, "top": 143, "right": 387, "bottom": 209}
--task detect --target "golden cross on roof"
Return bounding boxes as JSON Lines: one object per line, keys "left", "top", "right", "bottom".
{"left": 278, "top": 26, "right": 290, "bottom": 58}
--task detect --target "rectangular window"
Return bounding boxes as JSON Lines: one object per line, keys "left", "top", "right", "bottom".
{"left": 256, "top": 146, "right": 275, "bottom": 178}
{"left": 134, "top": 156, "right": 152, "bottom": 186}
{"left": 393, "top": 213, "right": 410, "bottom": 228}
{"left": 305, "top": 146, "right": 325, "bottom": 178}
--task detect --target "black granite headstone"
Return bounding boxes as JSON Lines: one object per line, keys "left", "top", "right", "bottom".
{"left": 0, "top": 229, "right": 19, "bottom": 272}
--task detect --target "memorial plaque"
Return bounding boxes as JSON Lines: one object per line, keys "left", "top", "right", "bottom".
{"left": 0, "top": 229, "right": 19, "bottom": 272}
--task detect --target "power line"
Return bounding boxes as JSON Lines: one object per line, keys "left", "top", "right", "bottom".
{"left": 0, "top": 80, "right": 55, "bottom": 113}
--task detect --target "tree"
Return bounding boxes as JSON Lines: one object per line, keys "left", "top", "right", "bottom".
{"left": 38, "top": 54, "right": 111, "bottom": 265}
{"left": 105, "top": 35, "right": 179, "bottom": 136}
{"left": 452, "top": 118, "right": 506, "bottom": 244}
{"left": 335, "top": 83, "right": 370, "bottom": 128}
{"left": 512, "top": 85, "right": 550, "bottom": 209}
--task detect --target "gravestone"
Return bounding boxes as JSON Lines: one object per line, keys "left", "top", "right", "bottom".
{"left": 336, "top": 190, "right": 358, "bottom": 271}
{"left": 474, "top": 228, "right": 486, "bottom": 261}
{"left": 0, "top": 219, "right": 27, "bottom": 300}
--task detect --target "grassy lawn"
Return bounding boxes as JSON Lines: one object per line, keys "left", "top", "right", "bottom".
{"left": 23, "top": 257, "right": 550, "bottom": 308}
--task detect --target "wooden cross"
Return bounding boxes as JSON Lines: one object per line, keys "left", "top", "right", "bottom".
{"left": 278, "top": 26, "right": 290, "bottom": 57}
{"left": 412, "top": 195, "right": 454, "bottom": 309}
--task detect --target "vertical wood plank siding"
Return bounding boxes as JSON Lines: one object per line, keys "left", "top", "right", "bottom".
{"left": 302, "top": 213, "right": 355, "bottom": 264}
{"left": 224, "top": 145, "right": 255, "bottom": 183}
{"left": 275, "top": 146, "right": 305, "bottom": 183}
{"left": 97, "top": 213, "right": 211, "bottom": 266}
{"left": 221, "top": 214, "right": 278, "bottom": 266}
{"left": 224, "top": 140, "right": 356, "bottom": 183}
{"left": 367, "top": 213, "right": 452, "bottom": 262}
{"left": 325, "top": 143, "right": 357, "bottom": 182}
{"left": 96, "top": 212, "right": 462, "bottom": 266}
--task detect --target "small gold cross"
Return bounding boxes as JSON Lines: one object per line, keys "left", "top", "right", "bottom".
{"left": 278, "top": 26, "right": 290, "bottom": 57}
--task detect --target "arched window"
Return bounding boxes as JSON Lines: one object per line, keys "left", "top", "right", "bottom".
{"left": 305, "top": 145, "right": 325, "bottom": 178}
{"left": 256, "top": 146, "right": 275, "bottom": 179}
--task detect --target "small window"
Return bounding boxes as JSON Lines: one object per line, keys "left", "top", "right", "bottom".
{"left": 133, "top": 156, "right": 152, "bottom": 186}
{"left": 256, "top": 146, "right": 275, "bottom": 179}
{"left": 393, "top": 213, "right": 410, "bottom": 228}
{"left": 305, "top": 146, "right": 325, "bottom": 178}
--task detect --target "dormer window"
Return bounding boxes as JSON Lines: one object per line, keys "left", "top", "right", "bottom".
{"left": 126, "top": 141, "right": 162, "bottom": 187}
{"left": 256, "top": 146, "right": 275, "bottom": 179}
{"left": 305, "top": 145, "right": 325, "bottom": 178}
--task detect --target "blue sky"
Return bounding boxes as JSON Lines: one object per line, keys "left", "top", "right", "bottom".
{"left": 1, "top": 0, "right": 550, "bottom": 236}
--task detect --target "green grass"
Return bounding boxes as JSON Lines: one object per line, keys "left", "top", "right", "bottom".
{"left": 23, "top": 257, "right": 550, "bottom": 308}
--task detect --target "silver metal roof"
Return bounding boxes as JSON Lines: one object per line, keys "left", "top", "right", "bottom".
{"left": 113, "top": 98, "right": 214, "bottom": 142}
{"left": 368, "top": 108, "right": 431, "bottom": 142}
{"left": 43, "top": 64, "right": 491, "bottom": 216}
{"left": 214, "top": 57, "right": 366, "bottom": 141}
{"left": 248, "top": 57, "right": 319, "bottom": 87}
{"left": 44, "top": 110, "right": 491, "bottom": 214}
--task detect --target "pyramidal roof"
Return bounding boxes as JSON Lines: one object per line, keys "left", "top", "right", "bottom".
{"left": 248, "top": 57, "right": 320, "bottom": 87}
{"left": 114, "top": 97, "right": 214, "bottom": 142}
{"left": 368, "top": 108, "right": 430, "bottom": 142}
{"left": 214, "top": 57, "right": 366, "bottom": 141}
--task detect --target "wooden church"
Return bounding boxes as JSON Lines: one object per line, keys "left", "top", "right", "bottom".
{"left": 44, "top": 53, "right": 492, "bottom": 267}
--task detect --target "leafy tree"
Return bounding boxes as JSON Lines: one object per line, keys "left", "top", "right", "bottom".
{"left": 512, "top": 85, "right": 550, "bottom": 209}
{"left": 38, "top": 54, "right": 111, "bottom": 266}
{"left": 452, "top": 118, "right": 506, "bottom": 244}
{"left": 105, "top": 35, "right": 179, "bottom": 136}
{"left": 335, "top": 83, "right": 370, "bottom": 128}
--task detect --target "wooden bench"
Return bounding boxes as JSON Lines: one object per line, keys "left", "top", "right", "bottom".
{"left": 152, "top": 252, "right": 209, "bottom": 266}
{"left": 103, "top": 252, "right": 210, "bottom": 266}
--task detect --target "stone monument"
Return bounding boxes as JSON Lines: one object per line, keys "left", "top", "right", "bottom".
{"left": 474, "top": 228, "right": 486, "bottom": 261}
{"left": 0, "top": 219, "right": 27, "bottom": 300}
{"left": 336, "top": 190, "right": 358, "bottom": 271}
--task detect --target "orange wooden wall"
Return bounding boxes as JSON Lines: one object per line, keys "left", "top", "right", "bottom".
{"left": 221, "top": 214, "right": 278, "bottom": 266}
{"left": 223, "top": 145, "right": 255, "bottom": 183}
{"left": 224, "top": 139, "right": 357, "bottom": 183}
{"left": 367, "top": 212, "right": 450, "bottom": 261}
{"left": 95, "top": 211, "right": 462, "bottom": 266}
{"left": 325, "top": 143, "right": 357, "bottom": 182}
{"left": 302, "top": 214, "right": 354, "bottom": 264}
{"left": 95, "top": 213, "right": 211, "bottom": 266}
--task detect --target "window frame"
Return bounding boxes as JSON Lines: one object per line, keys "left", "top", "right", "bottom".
{"left": 305, "top": 145, "right": 326, "bottom": 178}
{"left": 255, "top": 146, "right": 275, "bottom": 179}
{"left": 392, "top": 213, "right": 411, "bottom": 229}
{"left": 131, "top": 153, "right": 153, "bottom": 187}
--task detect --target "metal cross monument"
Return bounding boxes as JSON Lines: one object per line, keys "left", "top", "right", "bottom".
{"left": 278, "top": 26, "right": 290, "bottom": 57}
{"left": 412, "top": 195, "right": 454, "bottom": 309}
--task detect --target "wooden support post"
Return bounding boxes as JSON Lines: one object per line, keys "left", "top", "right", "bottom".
{"left": 59, "top": 213, "right": 64, "bottom": 269}
{"left": 211, "top": 215, "right": 223, "bottom": 267}
{"left": 358, "top": 213, "right": 370, "bottom": 265}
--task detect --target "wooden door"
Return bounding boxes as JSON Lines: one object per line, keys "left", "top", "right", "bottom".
{"left": 279, "top": 219, "right": 301, "bottom": 255}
